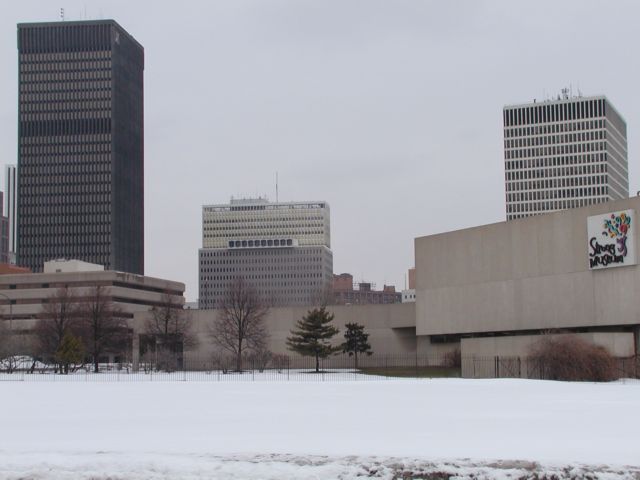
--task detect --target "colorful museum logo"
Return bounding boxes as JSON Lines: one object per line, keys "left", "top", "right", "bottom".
{"left": 588, "top": 210, "right": 636, "bottom": 270}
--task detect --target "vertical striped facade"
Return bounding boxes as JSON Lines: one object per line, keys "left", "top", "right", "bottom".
{"left": 4, "top": 165, "right": 17, "bottom": 261}
{"left": 503, "top": 96, "right": 628, "bottom": 221}
{"left": 16, "top": 20, "right": 144, "bottom": 274}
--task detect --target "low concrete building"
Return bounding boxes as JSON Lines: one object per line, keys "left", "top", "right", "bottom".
{"left": 0, "top": 260, "right": 184, "bottom": 331}
{"left": 415, "top": 196, "right": 640, "bottom": 359}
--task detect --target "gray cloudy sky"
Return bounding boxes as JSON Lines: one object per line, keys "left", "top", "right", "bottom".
{"left": 1, "top": 1, "right": 638, "bottom": 300}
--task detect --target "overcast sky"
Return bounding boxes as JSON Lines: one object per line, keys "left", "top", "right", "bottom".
{"left": 1, "top": 1, "right": 638, "bottom": 300}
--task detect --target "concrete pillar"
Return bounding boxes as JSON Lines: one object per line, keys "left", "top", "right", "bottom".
{"left": 132, "top": 334, "right": 140, "bottom": 372}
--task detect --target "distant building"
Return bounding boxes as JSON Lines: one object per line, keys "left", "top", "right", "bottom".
{"left": 0, "top": 264, "right": 30, "bottom": 275}
{"left": 4, "top": 165, "right": 16, "bottom": 263}
{"left": 401, "top": 267, "right": 416, "bottom": 303}
{"left": 332, "top": 273, "right": 401, "bottom": 305}
{"left": 199, "top": 197, "right": 333, "bottom": 308}
{"left": 17, "top": 20, "right": 145, "bottom": 274}
{"left": 504, "top": 94, "right": 628, "bottom": 220}
{"left": 0, "top": 193, "right": 9, "bottom": 264}
{"left": 408, "top": 268, "right": 415, "bottom": 289}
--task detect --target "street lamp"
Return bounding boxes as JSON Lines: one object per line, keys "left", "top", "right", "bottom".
{"left": 0, "top": 292, "right": 13, "bottom": 331}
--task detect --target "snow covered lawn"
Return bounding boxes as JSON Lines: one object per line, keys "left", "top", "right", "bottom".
{"left": 0, "top": 378, "right": 638, "bottom": 478}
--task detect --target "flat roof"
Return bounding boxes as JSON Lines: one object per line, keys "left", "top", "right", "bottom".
{"left": 503, "top": 95, "right": 626, "bottom": 124}
{"left": 17, "top": 19, "right": 144, "bottom": 51}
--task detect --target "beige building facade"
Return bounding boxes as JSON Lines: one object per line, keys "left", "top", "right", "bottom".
{"left": 415, "top": 196, "right": 640, "bottom": 359}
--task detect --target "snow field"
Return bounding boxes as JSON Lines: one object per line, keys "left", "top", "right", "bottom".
{"left": 0, "top": 378, "right": 638, "bottom": 478}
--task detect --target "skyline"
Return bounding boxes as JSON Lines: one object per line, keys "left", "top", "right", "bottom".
{"left": 0, "top": 1, "right": 639, "bottom": 300}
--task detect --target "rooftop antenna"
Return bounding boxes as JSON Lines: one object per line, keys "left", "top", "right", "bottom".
{"left": 60, "top": 8, "right": 65, "bottom": 21}
{"left": 276, "top": 172, "right": 279, "bottom": 203}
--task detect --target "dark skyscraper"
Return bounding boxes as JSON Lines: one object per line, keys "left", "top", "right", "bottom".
{"left": 17, "top": 20, "right": 144, "bottom": 274}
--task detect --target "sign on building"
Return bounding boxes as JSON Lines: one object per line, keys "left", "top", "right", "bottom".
{"left": 587, "top": 209, "right": 636, "bottom": 270}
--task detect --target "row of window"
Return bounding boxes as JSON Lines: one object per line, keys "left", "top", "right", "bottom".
{"left": 205, "top": 230, "right": 323, "bottom": 239}
{"left": 504, "top": 99, "right": 606, "bottom": 127}
{"left": 202, "top": 272, "right": 324, "bottom": 281}
{"left": 507, "top": 188, "right": 608, "bottom": 204}
{"left": 20, "top": 50, "right": 112, "bottom": 62}
{"left": 20, "top": 62, "right": 111, "bottom": 73}
{"left": 507, "top": 186, "right": 609, "bottom": 202}
{"left": 21, "top": 148, "right": 111, "bottom": 158}
{"left": 505, "top": 131, "right": 605, "bottom": 149}
{"left": 504, "top": 120, "right": 605, "bottom": 138}
{"left": 201, "top": 248, "right": 328, "bottom": 258}
{"left": 21, "top": 102, "right": 111, "bottom": 114}
{"left": 506, "top": 169, "right": 606, "bottom": 183}
{"left": 507, "top": 180, "right": 609, "bottom": 194}
{"left": 505, "top": 141, "right": 605, "bottom": 159}
{"left": 201, "top": 257, "right": 326, "bottom": 267}
{"left": 507, "top": 197, "right": 606, "bottom": 214}
{"left": 505, "top": 154, "right": 605, "bottom": 171}
{"left": 228, "top": 238, "right": 293, "bottom": 248}
{"left": 20, "top": 166, "right": 111, "bottom": 177}
{"left": 20, "top": 134, "right": 109, "bottom": 145}
{"left": 205, "top": 214, "right": 325, "bottom": 222}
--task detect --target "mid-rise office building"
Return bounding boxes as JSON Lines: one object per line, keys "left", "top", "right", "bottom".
{"left": 504, "top": 94, "right": 628, "bottom": 220}
{"left": 199, "top": 197, "right": 333, "bottom": 308}
{"left": 16, "top": 20, "right": 144, "bottom": 273}
{"left": 4, "top": 165, "right": 17, "bottom": 263}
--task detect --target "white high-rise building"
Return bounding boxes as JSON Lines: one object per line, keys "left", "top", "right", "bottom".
{"left": 504, "top": 94, "right": 628, "bottom": 221}
{"left": 199, "top": 197, "right": 333, "bottom": 308}
{"left": 4, "top": 165, "right": 17, "bottom": 264}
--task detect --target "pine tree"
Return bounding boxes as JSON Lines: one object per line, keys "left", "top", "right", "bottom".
{"left": 342, "top": 322, "right": 373, "bottom": 369}
{"left": 286, "top": 307, "right": 341, "bottom": 372}
{"left": 55, "top": 332, "right": 85, "bottom": 374}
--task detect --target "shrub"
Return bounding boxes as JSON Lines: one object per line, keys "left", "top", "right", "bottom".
{"left": 528, "top": 335, "right": 618, "bottom": 382}
{"left": 443, "top": 347, "right": 461, "bottom": 368}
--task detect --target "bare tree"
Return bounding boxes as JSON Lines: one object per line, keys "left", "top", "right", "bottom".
{"left": 0, "top": 319, "right": 19, "bottom": 373}
{"left": 34, "top": 286, "right": 81, "bottom": 372}
{"left": 211, "top": 277, "right": 269, "bottom": 372}
{"left": 78, "top": 285, "right": 130, "bottom": 373}
{"left": 144, "top": 292, "right": 194, "bottom": 370}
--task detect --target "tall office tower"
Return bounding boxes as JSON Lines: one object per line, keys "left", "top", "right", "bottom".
{"left": 504, "top": 94, "right": 628, "bottom": 221}
{"left": 199, "top": 197, "right": 333, "bottom": 308}
{"left": 16, "top": 20, "right": 144, "bottom": 273}
{"left": 0, "top": 193, "right": 9, "bottom": 264}
{"left": 4, "top": 165, "right": 17, "bottom": 264}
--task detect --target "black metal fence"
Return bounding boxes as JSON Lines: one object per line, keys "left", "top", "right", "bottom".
{"left": 0, "top": 353, "right": 638, "bottom": 382}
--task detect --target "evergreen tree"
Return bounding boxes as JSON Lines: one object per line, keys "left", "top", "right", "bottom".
{"left": 55, "top": 332, "right": 85, "bottom": 374}
{"left": 342, "top": 322, "right": 373, "bottom": 369}
{"left": 286, "top": 307, "right": 340, "bottom": 372}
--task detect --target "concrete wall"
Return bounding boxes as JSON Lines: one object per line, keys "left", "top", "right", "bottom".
{"left": 461, "top": 332, "right": 635, "bottom": 358}
{"left": 133, "top": 303, "right": 417, "bottom": 361}
{"left": 415, "top": 196, "right": 640, "bottom": 337}
{"left": 460, "top": 332, "right": 635, "bottom": 378}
